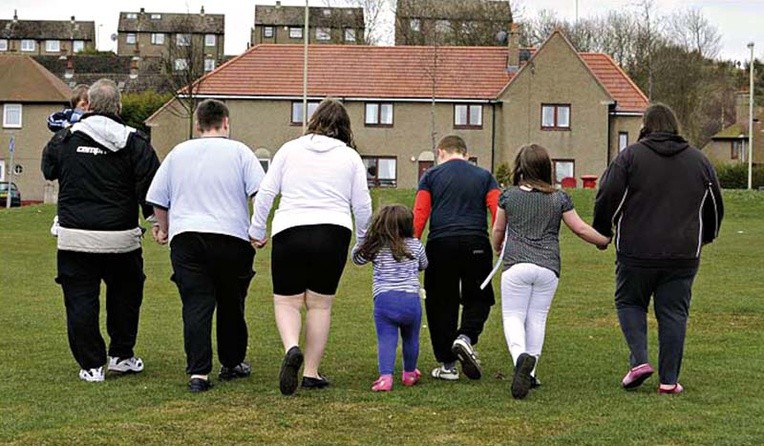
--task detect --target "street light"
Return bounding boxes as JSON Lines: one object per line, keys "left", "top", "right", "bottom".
{"left": 302, "top": 0, "right": 309, "bottom": 131}
{"left": 747, "top": 42, "right": 754, "bottom": 190}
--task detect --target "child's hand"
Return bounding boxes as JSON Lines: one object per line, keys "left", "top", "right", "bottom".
{"left": 152, "top": 226, "right": 168, "bottom": 245}
{"left": 251, "top": 237, "right": 268, "bottom": 249}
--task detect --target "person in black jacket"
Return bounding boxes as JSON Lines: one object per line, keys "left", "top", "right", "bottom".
{"left": 593, "top": 103, "right": 723, "bottom": 394}
{"left": 41, "top": 78, "right": 161, "bottom": 382}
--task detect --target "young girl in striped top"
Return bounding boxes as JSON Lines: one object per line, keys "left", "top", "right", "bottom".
{"left": 352, "top": 205, "right": 428, "bottom": 392}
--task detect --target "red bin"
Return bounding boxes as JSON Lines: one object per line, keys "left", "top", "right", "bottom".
{"left": 580, "top": 175, "right": 598, "bottom": 189}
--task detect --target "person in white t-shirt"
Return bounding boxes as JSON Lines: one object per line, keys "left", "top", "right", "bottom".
{"left": 250, "top": 99, "right": 372, "bottom": 396}
{"left": 146, "top": 99, "right": 266, "bottom": 393}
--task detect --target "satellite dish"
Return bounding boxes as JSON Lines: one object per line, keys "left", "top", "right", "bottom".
{"left": 110, "top": 33, "right": 117, "bottom": 42}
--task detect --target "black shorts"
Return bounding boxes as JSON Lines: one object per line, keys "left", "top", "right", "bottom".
{"left": 271, "top": 224, "right": 352, "bottom": 296}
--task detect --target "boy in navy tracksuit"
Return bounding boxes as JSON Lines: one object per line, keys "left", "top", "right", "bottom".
{"left": 47, "top": 84, "right": 89, "bottom": 132}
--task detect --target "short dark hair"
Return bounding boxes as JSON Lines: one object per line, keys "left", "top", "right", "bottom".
{"left": 512, "top": 144, "right": 555, "bottom": 193}
{"left": 70, "top": 84, "right": 89, "bottom": 108}
{"left": 642, "top": 103, "right": 680, "bottom": 136}
{"left": 195, "top": 99, "right": 229, "bottom": 131}
{"left": 306, "top": 99, "right": 354, "bottom": 147}
{"left": 437, "top": 135, "right": 468, "bottom": 155}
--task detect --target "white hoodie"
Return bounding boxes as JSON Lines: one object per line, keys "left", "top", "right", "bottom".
{"left": 249, "top": 134, "right": 372, "bottom": 241}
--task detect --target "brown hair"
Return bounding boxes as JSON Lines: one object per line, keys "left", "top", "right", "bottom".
{"left": 70, "top": 84, "right": 89, "bottom": 109}
{"left": 306, "top": 99, "right": 354, "bottom": 147}
{"left": 512, "top": 144, "right": 555, "bottom": 194}
{"left": 437, "top": 135, "right": 468, "bottom": 155}
{"left": 195, "top": 99, "right": 229, "bottom": 132}
{"left": 641, "top": 103, "right": 680, "bottom": 137}
{"left": 356, "top": 204, "right": 415, "bottom": 262}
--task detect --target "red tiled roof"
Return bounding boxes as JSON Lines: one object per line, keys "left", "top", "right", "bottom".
{"left": 194, "top": 44, "right": 647, "bottom": 111}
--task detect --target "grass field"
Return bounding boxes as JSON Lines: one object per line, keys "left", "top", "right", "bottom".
{"left": 1, "top": 189, "right": 762, "bottom": 445}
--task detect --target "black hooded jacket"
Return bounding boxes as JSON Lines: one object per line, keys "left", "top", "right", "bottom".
{"left": 592, "top": 132, "right": 723, "bottom": 268}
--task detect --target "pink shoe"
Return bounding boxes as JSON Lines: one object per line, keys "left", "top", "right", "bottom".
{"left": 658, "top": 383, "right": 684, "bottom": 394}
{"left": 622, "top": 363, "right": 654, "bottom": 389}
{"left": 402, "top": 369, "right": 421, "bottom": 387}
{"left": 372, "top": 374, "right": 393, "bottom": 392}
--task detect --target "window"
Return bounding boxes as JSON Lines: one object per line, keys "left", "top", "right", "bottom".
{"left": 204, "top": 58, "right": 216, "bottom": 72}
{"left": 0, "top": 160, "right": 4, "bottom": 181}
{"left": 263, "top": 26, "right": 274, "bottom": 38}
{"left": 316, "top": 28, "right": 331, "bottom": 41}
{"left": 0, "top": 39, "right": 8, "bottom": 51}
{"left": 126, "top": 13, "right": 137, "bottom": 19}
{"left": 174, "top": 58, "right": 188, "bottom": 71}
{"left": 3, "top": 104, "right": 22, "bottom": 128}
{"left": 322, "top": 9, "right": 332, "bottom": 16}
{"left": 177, "top": 33, "right": 191, "bottom": 46}
{"left": 291, "top": 101, "right": 320, "bottom": 125}
{"left": 410, "top": 19, "right": 421, "bottom": 32}
{"left": 289, "top": 27, "right": 303, "bottom": 39}
{"left": 73, "top": 40, "right": 85, "bottom": 52}
{"left": 259, "top": 159, "right": 271, "bottom": 173}
{"left": 454, "top": 104, "right": 482, "bottom": 128}
{"left": 541, "top": 104, "right": 571, "bottom": 130}
{"left": 344, "top": 28, "right": 356, "bottom": 42}
{"left": 468, "top": 156, "right": 478, "bottom": 165}
{"left": 45, "top": 40, "right": 60, "bottom": 53}
{"left": 363, "top": 156, "right": 397, "bottom": 187}
{"left": 553, "top": 159, "right": 575, "bottom": 185}
{"left": 205, "top": 34, "right": 216, "bottom": 46}
{"left": 151, "top": 33, "right": 165, "bottom": 45}
{"left": 21, "top": 40, "right": 35, "bottom": 52}
{"left": 151, "top": 13, "right": 161, "bottom": 20}
{"left": 435, "top": 20, "right": 451, "bottom": 34}
{"left": 126, "top": 33, "right": 136, "bottom": 44}
{"left": 618, "top": 132, "right": 629, "bottom": 151}
{"left": 731, "top": 140, "right": 743, "bottom": 160}
{"left": 365, "top": 103, "right": 393, "bottom": 126}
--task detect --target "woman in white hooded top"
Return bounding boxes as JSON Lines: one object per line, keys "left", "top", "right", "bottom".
{"left": 250, "top": 99, "right": 372, "bottom": 395}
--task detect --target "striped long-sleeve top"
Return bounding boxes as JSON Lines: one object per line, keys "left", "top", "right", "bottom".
{"left": 352, "top": 238, "right": 428, "bottom": 298}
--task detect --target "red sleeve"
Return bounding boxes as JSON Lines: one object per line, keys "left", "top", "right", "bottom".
{"left": 486, "top": 188, "right": 500, "bottom": 225}
{"left": 413, "top": 190, "right": 432, "bottom": 239}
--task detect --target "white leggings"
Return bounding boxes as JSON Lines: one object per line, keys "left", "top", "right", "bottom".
{"left": 501, "top": 263, "right": 559, "bottom": 375}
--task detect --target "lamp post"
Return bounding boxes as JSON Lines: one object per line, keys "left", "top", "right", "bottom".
{"left": 747, "top": 42, "right": 754, "bottom": 190}
{"left": 302, "top": 0, "right": 309, "bottom": 131}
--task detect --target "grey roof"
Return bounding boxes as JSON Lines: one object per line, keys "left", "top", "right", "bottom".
{"left": 396, "top": 0, "right": 511, "bottom": 21}
{"left": 255, "top": 5, "right": 364, "bottom": 28}
{"left": 118, "top": 11, "right": 224, "bottom": 34}
{"left": 0, "top": 19, "right": 95, "bottom": 41}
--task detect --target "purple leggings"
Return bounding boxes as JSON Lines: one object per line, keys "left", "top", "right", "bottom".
{"left": 374, "top": 290, "right": 421, "bottom": 375}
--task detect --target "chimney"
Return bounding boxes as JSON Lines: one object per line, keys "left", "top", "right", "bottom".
{"left": 71, "top": 16, "right": 75, "bottom": 23}
{"left": 13, "top": 9, "right": 18, "bottom": 22}
{"left": 275, "top": 1, "right": 282, "bottom": 8}
{"left": 200, "top": 6, "right": 205, "bottom": 16}
{"left": 139, "top": 7, "right": 145, "bottom": 16}
{"left": 507, "top": 23, "right": 520, "bottom": 74}
{"left": 64, "top": 56, "right": 74, "bottom": 79}
{"left": 130, "top": 57, "right": 139, "bottom": 80}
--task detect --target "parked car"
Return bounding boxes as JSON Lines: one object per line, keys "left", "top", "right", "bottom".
{"left": 0, "top": 182, "right": 21, "bottom": 207}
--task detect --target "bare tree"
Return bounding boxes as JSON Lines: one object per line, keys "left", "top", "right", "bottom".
{"left": 667, "top": 7, "right": 721, "bottom": 59}
{"left": 322, "top": 0, "right": 390, "bottom": 45}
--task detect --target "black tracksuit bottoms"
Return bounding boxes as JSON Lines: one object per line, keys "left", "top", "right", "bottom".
{"left": 57, "top": 249, "right": 145, "bottom": 370}
{"left": 170, "top": 232, "right": 255, "bottom": 376}
{"left": 615, "top": 263, "right": 698, "bottom": 384}
{"left": 424, "top": 235, "right": 495, "bottom": 364}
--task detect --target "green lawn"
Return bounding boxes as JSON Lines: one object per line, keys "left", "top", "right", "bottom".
{"left": 0, "top": 189, "right": 762, "bottom": 445}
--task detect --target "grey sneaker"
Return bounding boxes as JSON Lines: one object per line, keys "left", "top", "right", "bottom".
{"left": 452, "top": 337, "right": 482, "bottom": 380}
{"left": 79, "top": 366, "right": 105, "bottom": 382}
{"left": 431, "top": 365, "right": 459, "bottom": 381}
{"left": 108, "top": 356, "right": 144, "bottom": 374}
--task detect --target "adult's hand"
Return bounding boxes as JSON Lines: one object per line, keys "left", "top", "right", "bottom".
{"left": 251, "top": 237, "right": 268, "bottom": 249}
{"left": 152, "top": 226, "right": 168, "bottom": 245}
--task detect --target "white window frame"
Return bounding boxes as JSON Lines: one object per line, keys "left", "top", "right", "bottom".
{"left": 410, "top": 19, "right": 421, "bottom": 32}
{"left": 289, "top": 27, "right": 303, "bottom": 39}
{"left": 20, "top": 40, "right": 35, "bottom": 52}
{"left": 150, "top": 13, "right": 161, "bottom": 20}
{"left": 322, "top": 9, "right": 332, "bottom": 17}
{"left": 553, "top": 159, "right": 575, "bottom": 185}
{"left": 344, "top": 28, "right": 356, "bottom": 42}
{"left": 205, "top": 34, "right": 216, "bottom": 47}
{"left": 176, "top": 33, "right": 191, "bottom": 47}
{"left": 174, "top": 58, "right": 189, "bottom": 71}
{"left": 619, "top": 132, "right": 629, "bottom": 152}
{"left": 263, "top": 26, "right": 274, "bottom": 38}
{"left": 541, "top": 104, "right": 571, "bottom": 130}
{"left": 362, "top": 156, "right": 398, "bottom": 188}
{"left": 436, "top": 20, "right": 451, "bottom": 34}
{"left": 0, "top": 39, "right": 8, "bottom": 51}
{"left": 204, "top": 58, "right": 216, "bottom": 72}
{"left": 365, "top": 103, "right": 393, "bottom": 126}
{"left": 73, "top": 40, "right": 85, "bottom": 52}
{"left": 291, "top": 101, "right": 320, "bottom": 124}
{"left": 454, "top": 104, "right": 482, "bottom": 128}
{"left": 0, "top": 160, "right": 5, "bottom": 181}
{"left": 126, "top": 13, "right": 138, "bottom": 19}
{"left": 316, "top": 27, "right": 331, "bottom": 41}
{"left": 45, "top": 40, "right": 60, "bottom": 53}
{"left": 126, "top": 33, "right": 137, "bottom": 45}
{"left": 3, "top": 104, "right": 23, "bottom": 128}
{"left": 151, "top": 33, "right": 165, "bottom": 45}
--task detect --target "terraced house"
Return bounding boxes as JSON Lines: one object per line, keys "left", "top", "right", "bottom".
{"left": 147, "top": 31, "right": 648, "bottom": 189}
{"left": 251, "top": 2, "right": 365, "bottom": 46}
{"left": 0, "top": 11, "right": 95, "bottom": 56}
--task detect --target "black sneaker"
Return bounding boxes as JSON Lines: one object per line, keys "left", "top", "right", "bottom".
{"left": 279, "top": 346, "right": 303, "bottom": 396}
{"left": 302, "top": 374, "right": 330, "bottom": 389}
{"left": 530, "top": 375, "right": 542, "bottom": 389}
{"left": 452, "top": 337, "right": 482, "bottom": 380}
{"left": 188, "top": 377, "right": 212, "bottom": 393}
{"left": 511, "top": 353, "right": 536, "bottom": 400}
{"left": 219, "top": 362, "right": 252, "bottom": 381}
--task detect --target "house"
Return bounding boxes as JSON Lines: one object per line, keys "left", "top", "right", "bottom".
{"left": 0, "top": 11, "right": 95, "bottom": 56}
{"left": 251, "top": 2, "right": 365, "bottom": 46}
{"left": 395, "top": 0, "right": 511, "bottom": 46}
{"left": 117, "top": 7, "right": 224, "bottom": 73}
{"left": 703, "top": 92, "right": 763, "bottom": 165}
{"left": 33, "top": 55, "right": 170, "bottom": 94}
{"left": 146, "top": 30, "right": 647, "bottom": 189}
{"left": 0, "top": 56, "right": 70, "bottom": 203}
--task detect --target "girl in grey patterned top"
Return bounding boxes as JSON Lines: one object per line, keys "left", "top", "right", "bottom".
{"left": 491, "top": 144, "right": 609, "bottom": 400}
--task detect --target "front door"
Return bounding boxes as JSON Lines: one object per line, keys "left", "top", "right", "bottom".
{"left": 418, "top": 161, "right": 434, "bottom": 181}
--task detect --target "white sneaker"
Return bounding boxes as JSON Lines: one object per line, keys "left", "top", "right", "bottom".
{"left": 431, "top": 365, "right": 459, "bottom": 381}
{"left": 79, "top": 367, "right": 105, "bottom": 382}
{"left": 108, "top": 356, "right": 144, "bottom": 373}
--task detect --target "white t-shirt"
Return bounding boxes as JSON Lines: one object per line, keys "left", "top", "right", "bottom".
{"left": 147, "top": 136, "right": 265, "bottom": 242}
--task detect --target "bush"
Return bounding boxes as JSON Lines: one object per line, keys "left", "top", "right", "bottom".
{"left": 495, "top": 162, "right": 511, "bottom": 187}
{"left": 121, "top": 90, "right": 173, "bottom": 134}
{"left": 714, "top": 163, "right": 764, "bottom": 189}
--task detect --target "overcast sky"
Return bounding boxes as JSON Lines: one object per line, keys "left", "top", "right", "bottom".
{"left": 1, "top": 0, "right": 761, "bottom": 63}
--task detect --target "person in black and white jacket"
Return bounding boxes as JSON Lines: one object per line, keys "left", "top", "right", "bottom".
{"left": 41, "top": 78, "right": 160, "bottom": 382}
{"left": 593, "top": 103, "right": 724, "bottom": 395}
